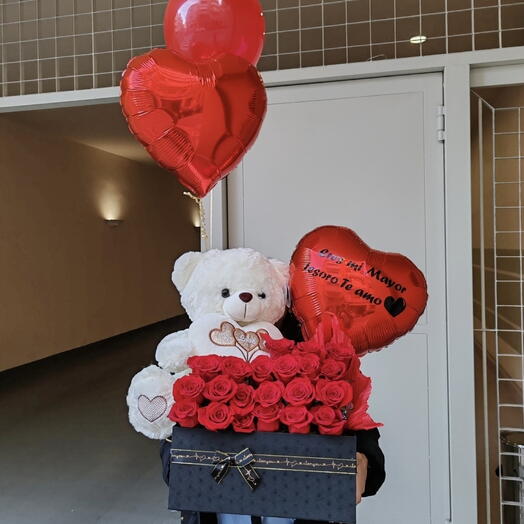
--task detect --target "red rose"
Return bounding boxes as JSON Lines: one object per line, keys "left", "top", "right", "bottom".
{"left": 315, "top": 379, "right": 353, "bottom": 408}
{"left": 283, "top": 377, "right": 315, "bottom": 406}
{"left": 279, "top": 405, "right": 313, "bottom": 434}
{"left": 168, "top": 399, "right": 199, "bottom": 428}
{"left": 172, "top": 374, "right": 205, "bottom": 402}
{"left": 203, "top": 375, "right": 238, "bottom": 402}
{"left": 221, "top": 356, "right": 252, "bottom": 382}
{"left": 198, "top": 402, "right": 233, "bottom": 431}
{"left": 253, "top": 402, "right": 282, "bottom": 432}
{"left": 272, "top": 354, "right": 299, "bottom": 383}
{"left": 262, "top": 335, "right": 295, "bottom": 356}
{"left": 320, "top": 358, "right": 347, "bottom": 380}
{"left": 253, "top": 381, "right": 284, "bottom": 407}
{"left": 230, "top": 383, "right": 255, "bottom": 416}
{"left": 232, "top": 413, "right": 256, "bottom": 433}
{"left": 311, "top": 405, "right": 345, "bottom": 435}
{"left": 187, "top": 355, "right": 222, "bottom": 380}
{"left": 297, "top": 353, "right": 320, "bottom": 379}
{"left": 251, "top": 355, "right": 273, "bottom": 382}
{"left": 326, "top": 340, "right": 355, "bottom": 362}
{"left": 295, "top": 339, "right": 325, "bottom": 358}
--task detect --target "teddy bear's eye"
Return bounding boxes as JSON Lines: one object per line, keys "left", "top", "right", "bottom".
{"left": 258, "top": 292, "right": 266, "bottom": 299}
{"left": 221, "top": 288, "right": 230, "bottom": 298}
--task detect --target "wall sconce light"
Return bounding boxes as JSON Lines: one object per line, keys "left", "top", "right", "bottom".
{"left": 191, "top": 206, "right": 201, "bottom": 228}
{"left": 104, "top": 219, "right": 123, "bottom": 228}
{"left": 97, "top": 180, "right": 125, "bottom": 226}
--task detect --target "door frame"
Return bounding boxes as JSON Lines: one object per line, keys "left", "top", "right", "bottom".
{"left": 2, "top": 44, "right": 524, "bottom": 524}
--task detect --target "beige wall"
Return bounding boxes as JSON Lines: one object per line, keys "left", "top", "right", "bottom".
{"left": 0, "top": 116, "right": 200, "bottom": 371}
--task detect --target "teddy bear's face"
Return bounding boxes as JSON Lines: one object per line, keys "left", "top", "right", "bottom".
{"left": 221, "top": 287, "right": 269, "bottom": 323}
{"left": 172, "top": 248, "right": 289, "bottom": 325}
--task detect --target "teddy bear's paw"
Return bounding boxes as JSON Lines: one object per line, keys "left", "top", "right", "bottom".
{"left": 127, "top": 365, "right": 175, "bottom": 440}
{"left": 155, "top": 329, "right": 193, "bottom": 373}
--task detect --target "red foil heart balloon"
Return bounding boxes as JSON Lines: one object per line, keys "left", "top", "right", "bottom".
{"left": 164, "top": 0, "right": 265, "bottom": 66}
{"left": 120, "top": 49, "right": 267, "bottom": 198}
{"left": 290, "top": 226, "right": 428, "bottom": 355}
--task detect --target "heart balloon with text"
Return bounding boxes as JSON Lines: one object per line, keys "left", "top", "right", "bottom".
{"left": 120, "top": 49, "right": 267, "bottom": 198}
{"left": 290, "top": 225, "right": 428, "bottom": 355}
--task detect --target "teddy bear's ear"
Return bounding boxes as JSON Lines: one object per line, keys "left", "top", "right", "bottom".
{"left": 171, "top": 251, "right": 202, "bottom": 292}
{"left": 269, "top": 258, "right": 290, "bottom": 284}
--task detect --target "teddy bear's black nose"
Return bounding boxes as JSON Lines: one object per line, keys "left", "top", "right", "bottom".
{"left": 239, "top": 292, "right": 253, "bottom": 303}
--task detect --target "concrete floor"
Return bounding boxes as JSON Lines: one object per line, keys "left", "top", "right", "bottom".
{"left": 0, "top": 317, "right": 188, "bottom": 524}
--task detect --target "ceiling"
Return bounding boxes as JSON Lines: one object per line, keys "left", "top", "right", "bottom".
{"left": 0, "top": 103, "right": 154, "bottom": 165}
{"left": 3, "top": 84, "right": 522, "bottom": 172}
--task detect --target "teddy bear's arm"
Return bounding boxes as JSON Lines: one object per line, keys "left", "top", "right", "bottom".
{"left": 126, "top": 365, "right": 175, "bottom": 440}
{"left": 156, "top": 329, "right": 194, "bottom": 373}
{"left": 127, "top": 365, "right": 191, "bottom": 439}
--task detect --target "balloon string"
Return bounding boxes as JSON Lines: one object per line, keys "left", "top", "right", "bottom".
{"left": 184, "top": 192, "right": 208, "bottom": 240}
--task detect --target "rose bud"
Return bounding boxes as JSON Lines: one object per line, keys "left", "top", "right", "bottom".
{"left": 295, "top": 339, "right": 326, "bottom": 358}
{"left": 297, "top": 353, "right": 320, "bottom": 379}
{"left": 168, "top": 400, "right": 199, "bottom": 428}
{"left": 198, "top": 402, "right": 233, "bottom": 431}
{"left": 272, "top": 354, "right": 299, "bottom": 383}
{"left": 172, "top": 374, "right": 205, "bottom": 402}
{"left": 232, "top": 413, "right": 256, "bottom": 433}
{"left": 315, "top": 379, "right": 353, "bottom": 408}
{"left": 203, "top": 375, "right": 238, "bottom": 403}
{"left": 283, "top": 377, "right": 315, "bottom": 406}
{"left": 230, "top": 383, "right": 256, "bottom": 416}
{"left": 187, "top": 355, "right": 222, "bottom": 380}
{"left": 221, "top": 356, "right": 252, "bottom": 382}
{"left": 262, "top": 335, "right": 295, "bottom": 356}
{"left": 279, "top": 405, "right": 313, "bottom": 434}
{"left": 311, "top": 405, "right": 346, "bottom": 435}
{"left": 253, "top": 381, "right": 284, "bottom": 407}
{"left": 251, "top": 355, "right": 273, "bottom": 383}
{"left": 320, "top": 358, "right": 347, "bottom": 381}
{"left": 253, "top": 402, "right": 282, "bottom": 432}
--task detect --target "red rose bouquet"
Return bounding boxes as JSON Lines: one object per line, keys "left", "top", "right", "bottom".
{"left": 168, "top": 316, "right": 381, "bottom": 435}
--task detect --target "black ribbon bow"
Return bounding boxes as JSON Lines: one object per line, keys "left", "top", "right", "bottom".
{"left": 212, "top": 448, "right": 261, "bottom": 491}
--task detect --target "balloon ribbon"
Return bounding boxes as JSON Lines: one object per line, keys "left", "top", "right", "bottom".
{"left": 184, "top": 192, "right": 208, "bottom": 240}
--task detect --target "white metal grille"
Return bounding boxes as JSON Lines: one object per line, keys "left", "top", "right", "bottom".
{"left": 473, "top": 90, "right": 524, "bottom": 524}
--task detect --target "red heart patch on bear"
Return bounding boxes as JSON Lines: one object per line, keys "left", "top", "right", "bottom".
{"left": 120, "top": 49, "right": 266, "bottom": 198}
{"left": 290, "top": 226, "right": 428, "bottom": 355}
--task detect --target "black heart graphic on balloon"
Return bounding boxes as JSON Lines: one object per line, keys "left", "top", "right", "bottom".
{"left": 384, "top": 297, "right": 406, "bottom": 317}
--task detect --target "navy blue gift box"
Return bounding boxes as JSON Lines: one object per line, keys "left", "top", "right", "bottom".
{"left": 168, "top": 427, "right": 356, "bottom": 523}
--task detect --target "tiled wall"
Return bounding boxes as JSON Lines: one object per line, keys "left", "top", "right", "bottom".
{"left": 1, "top": 0, "right": 167, "bottom": 95}
{"left": 1, "top": 0, "right": 524, "bottom": 97}
{"left": 260, "top": 0, "right": 524, "bottom": 70}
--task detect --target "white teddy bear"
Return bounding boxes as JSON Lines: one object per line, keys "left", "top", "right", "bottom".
{"left": 127, "top": 248, "right": 289, "bottom": 439}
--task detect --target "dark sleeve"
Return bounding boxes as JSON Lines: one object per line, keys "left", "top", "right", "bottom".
{"left": 160, "top": 438, "right": 171, "bottom": 486}
{"left": 355, "top": 428, "right": 386, "bottom": 497}
{"left": 279, "top": 310, "right": 304, "bottom": 341}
